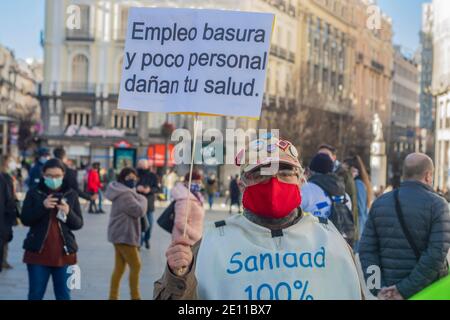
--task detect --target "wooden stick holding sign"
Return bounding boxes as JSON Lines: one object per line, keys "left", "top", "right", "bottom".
{"left": 117, "top": 7, "right": 273, "bottom": 275}
{"left": 175, "top": 114, "right": 200, "bottom": 276}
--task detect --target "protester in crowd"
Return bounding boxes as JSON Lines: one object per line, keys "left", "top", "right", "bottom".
{"left": 317, "top": 144, "right": 358, "bottom": 238}
{"left": 98, "top": 166, "right": 107, "bottom": 213}
{"left": 53, "top": 147, "right": 94, "bottom": 204}
{"left": 170, "top": 170, "right": 204, "bottom": 244}
{"left": 154, "top": 138, "right": 363, "bottom": 300}
{"left": 21, "top": 158, "right": 83, "bottom": 300}
{"left": 136, "top": 159, "right": 159, "bottom": 250}
{"left": 106, "top": 167, "right": 147, "bottom": 300}
{"left": 0, "top": 175, "right": 7, "bottom": 273}
{"left": 0, "top": 155, "right": 20, "bottom": 271}
{"left": 86, "top": 162, "right": 103, "bottom": 214}
{"left": 360, "top": 153, "right": 450, "bottom": 300}
{"left": 301, "top": 153, "right": 355, "bottom": 246}
{"left": 229, "top": 174, "right": 241, "bottom": 214}
{"left": 27, "top": 147, "right": 50, "bottom": 189}
{"left": 205, "top": 173, "right": 218, "bottom": 210}
{"left": 344, "top": 155, "right": 373, "bottom": 244}
{"left": 162, "top": 169, "right": 178, "bottom": 201}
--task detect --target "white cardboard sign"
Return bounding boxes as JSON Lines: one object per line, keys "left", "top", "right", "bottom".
{"left": 118, "top": 8, "right": 274, "bottom": 118}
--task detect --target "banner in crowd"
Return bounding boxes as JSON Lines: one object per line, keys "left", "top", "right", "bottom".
{"left": 118, "top": 8, "right": 274, "bottom": 118}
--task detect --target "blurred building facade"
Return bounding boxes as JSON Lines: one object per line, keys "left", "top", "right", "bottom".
{"left": 294, "top": 0, "right": 356, "bottom": 158}
{"left": 40, "top": 0, "right": 398, "bottom": 175}
{"left": 0, "top": 45, "right": 42, "bottom": 157}
{"left": 433, "top": 0, "right": 450, "bottom": 189}
{"left": 40, "top": 0, "right": 298, "bottom": 172}
{"left": 417, "top": 3, "right": 434, "bottom": 156}
{"left": 389, "top": 46, "right": 420, "bottom": 185}
{"left": 353, "top": 0, "right": 393, "bottom": 135}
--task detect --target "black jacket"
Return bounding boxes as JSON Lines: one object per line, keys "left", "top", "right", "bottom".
{"left": 137, "top": 169, "right": 159, "bottom": 212}
{"left": 0, "top": 173, "right": 17, "bottom": 242}
{"left": 359, "top": 181, "right": 450, "bottom": 299}
{"left": 21, "top": 180, "right": 84, "bottom": 254}
{"left": 27, "top": 161, "right": 44, "bottom": 189}
{"left": 63, "top": 165, "right": 91, "bottom": 201}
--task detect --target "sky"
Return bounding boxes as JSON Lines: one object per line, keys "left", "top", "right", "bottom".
{"left": 0, "top": 0, "right": 428, "bottom": 61}
{"left": 377, "top": 0, "right": 427, "bottom": 56}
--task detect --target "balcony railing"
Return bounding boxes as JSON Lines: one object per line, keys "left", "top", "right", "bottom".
{"left": 371, "top": 60, "right": 385, "bottom": 73}
{"left": 270, "top": 45, "right": 295, "bottom": 63}
{"left": 66, "top": 29, "right": 95, "bottom": 41}
{"left": 262, "top": 0, "right": 296, "bottom": 17}
{"left": 61, "top": 82, "right": 96, "bottom": 94}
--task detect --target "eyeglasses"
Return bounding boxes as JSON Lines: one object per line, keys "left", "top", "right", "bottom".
{"left": 242, "top": 164, "right": 303, "bottom": 186}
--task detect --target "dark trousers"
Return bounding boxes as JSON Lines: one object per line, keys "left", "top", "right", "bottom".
{"left": 88, "top": 194, "right": 98, "bottom": 212}
{"left": 141, "top": 211, "right": 154, "bottom": 244}
{"left": 27, "top": 264, "right": 71, "bottom": 300}
{"left": 208, "top": 194, "right": 214, "bottom": 209}
{"left": 0, "top": 239, "right": 3, "bottom": 272}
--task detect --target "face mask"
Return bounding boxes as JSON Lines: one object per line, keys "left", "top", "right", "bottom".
{"left": 190, "top": 183, "right": 201, "bottom": 193}
{"left": 39, "top": 157, "right": 49, "bottom": 164}
{"left": 124, "top": 179, "right": 137, "bottom": 189}
{"left": 44, "top": 177, "right": 63, "bottom": 190}
{"left": 242, "top": 178, "right": 302, "bottom": 219}
{"left": 8, "top": 162, "right": 17, "bottom": 173}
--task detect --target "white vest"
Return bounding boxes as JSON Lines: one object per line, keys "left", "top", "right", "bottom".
{"left": 195, "top": 213, "right": 362, "bottom": 300}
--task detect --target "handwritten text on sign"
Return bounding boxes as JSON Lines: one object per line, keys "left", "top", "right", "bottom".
{"left": 118, "top": 8, "right": 274, "bottom": 118}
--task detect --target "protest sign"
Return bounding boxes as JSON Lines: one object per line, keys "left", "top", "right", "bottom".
{"left": 118, "top": 8, "right": 274, "bottom": 118}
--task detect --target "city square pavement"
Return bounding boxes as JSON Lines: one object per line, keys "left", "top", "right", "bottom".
{"left": 0, "top": 200, "right": 231, "bottom": 300}
{"left": 0, "top": 199, "right": 377, "bottom": 300}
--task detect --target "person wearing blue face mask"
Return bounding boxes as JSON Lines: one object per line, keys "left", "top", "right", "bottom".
{"left": 21, "top": 158, "right": 83, "bottom": 300}
{"left": 26, "top": 147, "right": 51, "bottom": 190}
{"left": 106, "top": 167, "right": 147, "bottom": 300}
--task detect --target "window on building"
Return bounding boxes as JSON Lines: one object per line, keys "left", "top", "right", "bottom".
{"left": 79, "top": 5, "right": 90, "bottom": 34}
{"left": 112, "top": 110, "right": 138, "bottom": 130}
{"left": 72, "top": 54, "right": 89, "bottom": 86}
{"left": 277, "top": 27, "right": 283, "bottom": 48}
{"left": 65, "top": 109, "right": 91, "bottom": 127}
{"left": 286, "top": 30, "right": 292, "bottom": 51}
{"left": 119, "top": 7, "right": 129, "bottom": 39}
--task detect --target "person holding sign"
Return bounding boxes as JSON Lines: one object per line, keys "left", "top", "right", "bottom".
{"left": 154, "top": 137, "right": 364, "bottom": 300}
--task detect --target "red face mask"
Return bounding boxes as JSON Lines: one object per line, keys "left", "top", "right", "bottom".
{"left": 242, "top": 178, "right": 302, "bottom": 219}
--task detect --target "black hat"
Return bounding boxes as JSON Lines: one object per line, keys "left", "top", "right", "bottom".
{"left": 309, "top": 153, "right": 334, "bottom": 174}
{"left": 37, "top": 147, "right": 50, "bottom": 157}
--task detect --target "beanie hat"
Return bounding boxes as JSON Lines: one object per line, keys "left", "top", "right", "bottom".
{"left": 309, "top": 153, "right": 334, "bottom": 174}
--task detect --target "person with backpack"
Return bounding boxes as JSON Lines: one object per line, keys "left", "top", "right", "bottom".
{"left": 301, "top": 153, "right": 355, "bottom": 247}
{"left": 317, "top": 144, "right": 358, "bottom": 238}
{"left": 359, "top": 153, "right": 450, "bottom": 300}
